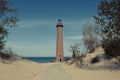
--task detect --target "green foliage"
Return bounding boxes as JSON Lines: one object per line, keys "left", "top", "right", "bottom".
{"left": 94, "top": 0, "right": 120, "bottom": 57}
{"left": 0, "top": 0, "right": 18, "bottom": 50}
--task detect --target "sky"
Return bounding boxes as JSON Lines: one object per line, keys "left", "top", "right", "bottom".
{"left": 6, "top": 0, "right": 101, "bottom": 57}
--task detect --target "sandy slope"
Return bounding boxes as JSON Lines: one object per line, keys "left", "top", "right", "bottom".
{"left": 0, "top": 60, "right": 120, "bottom": 80}
{"left": 62, "top": 63, "right": 120, "bottom": 80}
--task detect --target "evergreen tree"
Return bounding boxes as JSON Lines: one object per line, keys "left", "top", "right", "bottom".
{"left": 94, "top": 0, "right": 120, "bottom": 57}
{"left": 0, "top": 0, "right": 18, "bottom": 50}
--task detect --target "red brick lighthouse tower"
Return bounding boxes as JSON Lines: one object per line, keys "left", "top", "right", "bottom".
{"left": 56, "top": 19, "right": 64, "bottom": 62}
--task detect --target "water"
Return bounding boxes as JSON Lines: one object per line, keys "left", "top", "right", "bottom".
{"left": 24, "top": 57, "right": 69, "bottom": 63}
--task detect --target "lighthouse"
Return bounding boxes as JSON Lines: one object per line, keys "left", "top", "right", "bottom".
{"left": 56, "top": 19, "right": 64, "bottom": 62}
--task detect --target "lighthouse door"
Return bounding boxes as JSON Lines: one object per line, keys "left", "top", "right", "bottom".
{"left": 59, "top": 55, "right": 62, "bottom": 62}
{"left": 60, "top": 58, "right": 62, "bottom": 62}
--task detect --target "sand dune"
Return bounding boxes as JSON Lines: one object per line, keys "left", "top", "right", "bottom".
{"left": 0, "top": 60, "right": 120, "bottom": 80}
{"left": 0, "top": 60, "right": 44, "bottom": 80}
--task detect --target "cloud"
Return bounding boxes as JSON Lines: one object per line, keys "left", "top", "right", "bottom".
{"left": 18, "top": 19, "right": 55, "bottom": 28}
{"left": 66, "top": 36, "right": 83, "bottom": 40}
{"left": 18, "top": 17, "right": 94, "bottom": 29}
{"left": 6, "top": 40, "right": 56, "bottom": 57}
{"left": 7, "top": 17, "right": 94, "bottom": 57}
{"left": 6, "top": 37, "right": 77, "bottom": 57}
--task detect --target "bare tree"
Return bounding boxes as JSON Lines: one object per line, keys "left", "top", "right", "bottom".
{"left": 83, "top": 22, "right": 97, "bottom": 53}
{"left": 94, "top": 24, "right": 102, "bottom": 46}
{"left": 69, "top": 43, "right": 80, "bottom": 62}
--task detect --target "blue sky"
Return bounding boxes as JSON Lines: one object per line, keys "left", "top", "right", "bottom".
{"left": 6, "top": 0, "right": 101, "bottom": 57}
